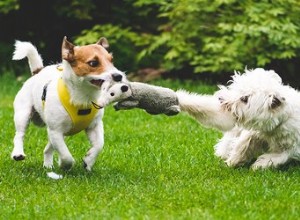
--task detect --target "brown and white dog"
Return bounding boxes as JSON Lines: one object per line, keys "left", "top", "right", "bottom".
{"left": 12, "top": 37, "right": 126, "bottom": 171}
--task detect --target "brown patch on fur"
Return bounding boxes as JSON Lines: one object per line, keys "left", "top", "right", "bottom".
{"left": 32, "top": 67, "right": 44, "bottom": 75}
{"left": 62, "top": 37, "right": 75, "bottom": 63}
{"left": 71, "top": 45, "right": 113, "bottom": 76}
{"left": 62, "top": 37, "right": 114, "bottom": 76}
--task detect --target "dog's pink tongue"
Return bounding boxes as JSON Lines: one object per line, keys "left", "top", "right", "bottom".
{"left": 90, "top": 79, "right": 104, "bottom": 87}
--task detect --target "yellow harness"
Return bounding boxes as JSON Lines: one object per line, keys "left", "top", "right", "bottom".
{"left": 57, "top": 78, "right": 99, "bottom": 135}
{"left": 42, "top": 66, "right": 99, "bottom": 135}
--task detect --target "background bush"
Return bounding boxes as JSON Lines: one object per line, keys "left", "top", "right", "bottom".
{"left": 1, "top": 0, "right": 300, "bottom": 83}
{"left": 132, "top": 0, "right": 300, "bottom": 74}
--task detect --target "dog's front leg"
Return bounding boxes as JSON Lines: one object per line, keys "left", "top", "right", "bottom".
{"left": 43, "top": 141, "right": 54, "bottom": 169}
{"left": 225, "top": 129, "right": 257, "bottom": 167}
{"left": 214, "top": 127, "right": 242, "bottom": 160}
{"left": 47, "top": 129, "right": 75, "bottom": 170}
{"left": 226, "top": 130, "right": 267, "bottom": 167}
{"left": 83, "top": 121, "right": 104, "bottom": 171}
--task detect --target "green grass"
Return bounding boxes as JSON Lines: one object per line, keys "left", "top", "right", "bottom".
{"left": 0, "top": 73, "right": 299, "bottom": 219}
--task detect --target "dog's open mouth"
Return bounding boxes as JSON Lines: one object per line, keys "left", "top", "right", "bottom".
{"left": 90, "top": 79, "right": 105, "bottom": 88}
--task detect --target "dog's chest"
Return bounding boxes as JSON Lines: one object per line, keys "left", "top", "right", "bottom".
{"left": 262, "top": 127, "right": 298, "bottom": 150}
{"left": 56, "top": 78, "right": 99, "bottom": 135}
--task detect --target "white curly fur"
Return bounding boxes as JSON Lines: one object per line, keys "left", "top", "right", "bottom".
{"left": 219, "top": 68, "right": 300, "bottom": 169}
{"left": 176, "top": 90, "right": 235, "bottom": 131}
{"left": 178, "top": 68, "right": 300, "bottom": 170}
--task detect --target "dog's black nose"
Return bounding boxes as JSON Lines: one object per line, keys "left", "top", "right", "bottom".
{"left": 112, "top": 73, "right": 123, "bottom": 82}
{"left": 121, "top": 85, "right": 128, "bottom": 92}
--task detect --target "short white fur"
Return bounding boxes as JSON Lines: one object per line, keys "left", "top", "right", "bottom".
{"left": 11, "top": 39, "right": 125, "bottom": 171}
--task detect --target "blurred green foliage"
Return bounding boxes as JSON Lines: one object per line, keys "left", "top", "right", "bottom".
{"left": 75, "top": 0, "right": 300, "bottom": 74}
{"left": 0, "top": 0, "right": 19, "bottom": 14}
{"left": 75, "top": 24, "right": 163, "bottom": 72}
{"left": 75, "top": 25, "right": 148, "bottom": 71}
{"left": 1, "top": 0, "right": 300, "bottom": 78}
{"left": 53, "top": 0, "right": 95, "bottom": 20}
{"left": 141, "top": 0, "right": 300, "bottom": 73}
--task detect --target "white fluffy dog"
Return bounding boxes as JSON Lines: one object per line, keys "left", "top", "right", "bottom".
{"left": 178, "top": 68, "right": 300, "bottom": 169}
{"left": 12, "top": 37, "right": 125, "bottom": 171}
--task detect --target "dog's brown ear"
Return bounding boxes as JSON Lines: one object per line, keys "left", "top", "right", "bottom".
{"left": 97, "top": 37, "right": 109, "bottom": 49}
{"left": 62, "top": 36, "right": 75, "bottom": 62}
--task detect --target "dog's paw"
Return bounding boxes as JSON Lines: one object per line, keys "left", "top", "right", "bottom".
{"left": 225, "top": 151, "right": 251, "bottom": 167}
{"left": 225, "top": 157, "right": 244, "bottom": 167}
{"left": 43, "top": 162, "right": 54, "bottom": 169}
{"left": 11, "top": 154, "right": 26, "bottom": 161}
{"left": 82, "top": 160, "right": 92, "bottom": 171}
{"left": 59, "top": 157, "right": 75, "bottom": 170}
{"left": 251, "top": 155, "right": 274, "bottom": 170}
{"left": 43, "top": 154, "right": 53, "bottom": 169}
{"left": 214, "top": 145, "right": 231, "bottom": 160}
{"left": 214, "top": 150, "right": 229, "bottom": 160}
{"left": 82, "top": 158, "right": 94, "bottom": 171}
{"left": 251, "top": 153, "right": 289, "bottom": 170}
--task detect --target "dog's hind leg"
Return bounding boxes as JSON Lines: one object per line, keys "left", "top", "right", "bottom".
{"left": 43, "top": 141, "right": 54, "bottom": 169}
{"left": 11, "top": 90, "right": 32, "bottom": 161}
{"left": 47, "top": 129, "right": 75, "bottom": 170}
{"left": 83, "top": 120, "right": 104, "bottom": 171}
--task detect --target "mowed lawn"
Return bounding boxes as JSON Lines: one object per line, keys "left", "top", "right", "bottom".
{"left": 0, "top": 73, "right": 299, "bottom": 219}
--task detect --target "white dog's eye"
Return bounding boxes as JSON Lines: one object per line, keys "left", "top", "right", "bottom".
{"left": 88, "top": 60, "right": 99, "bottom": 67}
{"left": 271, "top": 96, "right": 282, "bottom": 109}
{"left": 240, "top": 95, "right": 249, "bottom": 103}
{"left": 110, "top": 92, "right": 115, "bottom": 96}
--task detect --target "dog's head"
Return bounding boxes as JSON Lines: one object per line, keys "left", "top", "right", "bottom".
{"left": 97, "top": 81, "right": 132, "bottom": 108}
{"left": 61, "top": 37, "right": 126, "bottom": 89}
{"left": 218, "top": 68, "right": 287, "bottom": 131}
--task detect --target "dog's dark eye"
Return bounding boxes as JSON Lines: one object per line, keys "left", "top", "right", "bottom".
{"left": 240, "top": 95, "right": 249, "bottom": 103}
{"left": 87, "top": 60, "right": 99, "bottom": 67}
{"left": 110, "top": 92, "right": 115, "bottom": 97}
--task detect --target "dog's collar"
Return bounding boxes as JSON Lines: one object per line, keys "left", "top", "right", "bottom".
{"left": 57, "top": 77, "right": 99, "bottom": 135}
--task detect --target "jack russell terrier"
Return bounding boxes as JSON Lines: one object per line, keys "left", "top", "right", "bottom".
{"left": 12, "top": 37, "right": 126, "bottom": 171}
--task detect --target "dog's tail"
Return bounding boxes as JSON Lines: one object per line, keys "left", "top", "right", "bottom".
{"left": 176, "top": 90, "right": 236, "bottom": 131}
{"left": 12, "top": 41, "right": 44, "bottom": 75}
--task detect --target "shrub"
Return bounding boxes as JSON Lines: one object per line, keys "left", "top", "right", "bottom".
{"left": 76, "top": 0, "right": 300, "bottom": 75}
{"left": 135, "top": 0, "right": 300, "bottom": 73}
{"left": 75, "top": 24, "right": 159, "bottom": 72}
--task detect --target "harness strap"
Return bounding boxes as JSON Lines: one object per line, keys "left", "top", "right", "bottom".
{"left": 41, "top": 64, "right": 62, "bottom": 108}
{"left": 57, "top": 78, "right": 99, "bottom": 135}
{"left": 41, "top": 82, "right": 51, "bottom": 108}
{"left": 41, "top": 65, "right": 99, "bottom": 135}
